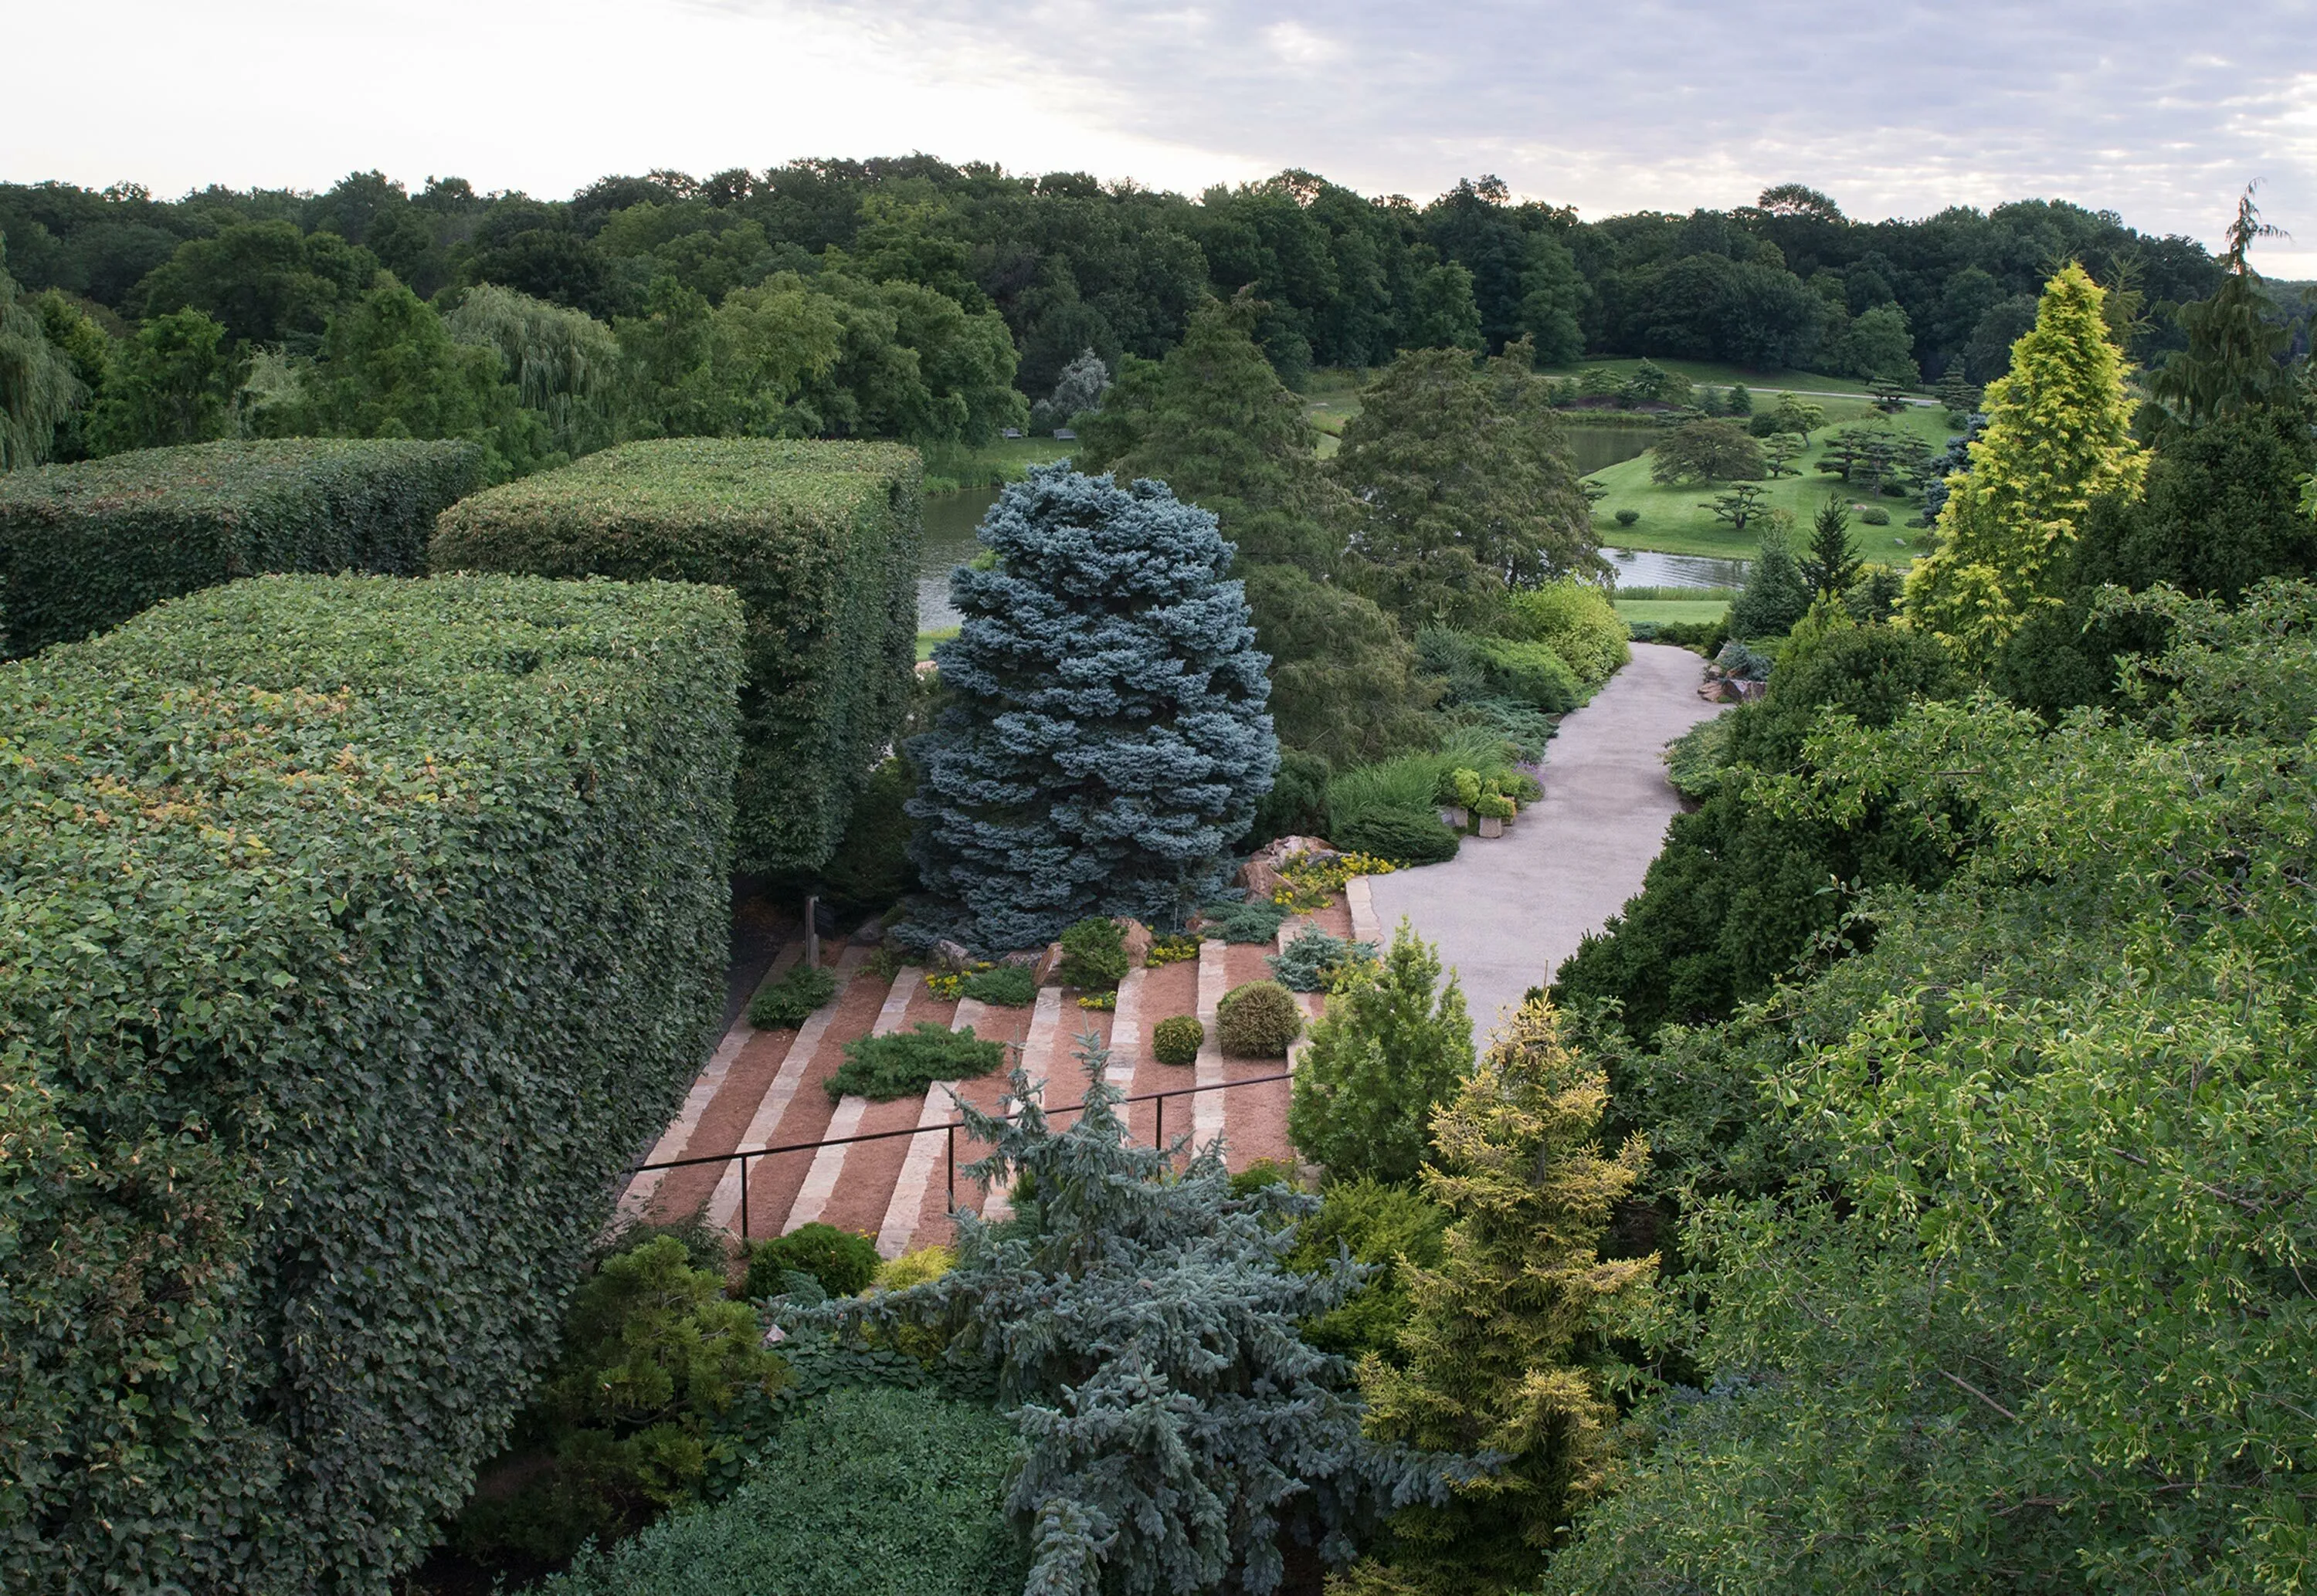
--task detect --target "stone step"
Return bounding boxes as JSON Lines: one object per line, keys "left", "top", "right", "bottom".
{"left": 704, "top": 945, "right": 868, "bottom": 1234}
{"left": 782, "top": 968, "right": 921, "bottom": 1235}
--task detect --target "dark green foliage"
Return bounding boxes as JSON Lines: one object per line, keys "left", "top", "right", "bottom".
{"left": 80, "top": 307, "right": 239, "bottom": 455}
{"left": 826, "top": 1045, "right": 1463, "bottom": 1595}
{"left": 1053, "top": 915, "right": 1130, "bottom": 991}
{"left": 827, "top": 1023, "right": 1005, "bottom": 1102}
{"left": 1243, "top": 563, "right": 1442, "bottom": 766}
{"left": 1333, "top": 807, "right": 1462, "bottom": 866}
{"left": 1552, "top": 622, "right": 1960, "bottom": 1038}
{"left": 908, "top": 465, "right": 1277, "bottom": 948}
{"left": 0, "top": 436, "right": 483, "bottom": 657}
{"left": 1649, "top": 418, "right": 1766, "bottom": 484}
{"left": 745, "top": 1222, "right": 884, "bottom": 1301}
{"left": 1613, "top": 507, "right": 1640, "bottom": 526}
{"left": 1419, "top": 626, "right": 1583, "bottom": 714}
{"left": 1199, "top": 898, "right": 1294, "bottom": 944}
{"left": 1857, "top": 504, "right": 1890, "bottom": 525}
{"left": 819, "top": 756, "right": 923, "bottom": 916}
{"left": 136, "top": 218, "right": 378, "bottom": 349}
{"left": 299, "top": 280, "right": 542, "bottom": 479}
{"left": 450, "top": 1237, "right": 788, "bottom": 1567}
{"left": 959, "top": 964, "right": 1037, "bottom": 1007}
{"left": 1217, "top": 979, "right": 1305, "bottom": 1058}
{"left": 748, "top": 962, "right": 840, "bottom": 1031}
{"left": 1287, "top": 1179, "right": 1450, "bottom": 1361}
{"left": 1267, "top": 926, "right": 1379, "bottom": 992}
{"left": 544, "top": 1385, "right": 1026, "bottom": 1596}
{"left": 1801, "top": 496, "right": 1861, "bottom": 598}
{"left": 1726, "top": 527, "right": 1810, "bottom": 639}
{"left": 1151, "top": 1015, "right": 1205, "bottom": 1066}
{"left": 432, "top": 438, "right": 922, "bottom": 873}
{"left": 1248, "top": 745, "right": 1334, "bottom": 845}
{"left": 1630, "top": 614, "right": 1729, "bottom": 655}
{"left": 0, "top": 574, "right": 742, "bottom": 1594}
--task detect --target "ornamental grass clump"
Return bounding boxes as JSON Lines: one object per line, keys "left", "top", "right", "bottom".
{"left": 1217, "top": 980, "right": 1304, "bottom": 1058}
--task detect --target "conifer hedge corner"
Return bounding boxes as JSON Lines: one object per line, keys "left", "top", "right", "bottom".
{"left": 430, "top": 438, "right": 922, "bottom": 873}
{"left": 0, "top": 437, "right": 486, "bottom": 658}
{"left": 0, "top": 573, "right": 742, "bottom": 1594}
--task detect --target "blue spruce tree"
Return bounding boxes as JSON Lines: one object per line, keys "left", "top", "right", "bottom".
{"left": 910, "top": 463, "right": 1277, "bottom": 949}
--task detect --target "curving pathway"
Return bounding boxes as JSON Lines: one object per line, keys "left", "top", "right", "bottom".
{"left": 1366, "top": 642, "right": 1724, "bottom": 1039}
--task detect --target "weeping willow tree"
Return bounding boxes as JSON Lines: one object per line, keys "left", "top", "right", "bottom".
{"left": 0, "top": 248, "right": 84, "bottom": 470}
{"left": 443, "top": 283, "right": 621, "bottom": 460}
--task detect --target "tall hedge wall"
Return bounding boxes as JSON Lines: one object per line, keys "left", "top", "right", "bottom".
{"left": 0, "top": 438, "right": 486, "bottom": 659}
{"left": 0, "top": 574, "right": 743, "bottom": 1594}
{"left": 429, "top": 438, "right": 921, "bottom": 874}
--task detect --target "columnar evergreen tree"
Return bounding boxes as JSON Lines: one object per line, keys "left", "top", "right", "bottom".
{"left": 1728, "top": 525, "right": 1810, "bottom": 639}
{"left": 909, "top": 463, "right": 1278, "bottom": 949}
{"left": 1289, "top": 920, "right": 1475, "bottom": 1184}
{"left": 1802, "top": 495, "right": 1861, "bottom": 598}
{"left": 834, "top": 1043, "right": 1464, "bottom": 1596}
{"left": 1903, "top": 264, "right": 2143, "bottom": 668}
{"left": 1348, "top": 998, "right": 1656, "bottom": 1595}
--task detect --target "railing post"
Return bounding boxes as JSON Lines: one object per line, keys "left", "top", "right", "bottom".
{"left": 740, "top": 1152, "right": 750, "bottom": 1243}
{"left": 946, "top": 1123, "right": 956, "bottom": 1215}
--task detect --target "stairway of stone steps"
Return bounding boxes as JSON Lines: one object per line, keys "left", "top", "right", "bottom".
{"left": 621, "top": 894, "right": 1353, "bottom": 1259}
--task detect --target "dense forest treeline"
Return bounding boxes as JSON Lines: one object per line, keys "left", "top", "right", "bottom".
{"left": 11, "top": 158, "right": 2314, "bottom": 479}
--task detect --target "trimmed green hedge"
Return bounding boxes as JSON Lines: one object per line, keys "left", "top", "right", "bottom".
{"left": 431, "top": 439, "right": 922, "bottom": 873}
{"left": 0, "top": 438, "right": 485, "bottom": 658}
{"left": 0, "top": 573, "right": 743, "bottom": 1594}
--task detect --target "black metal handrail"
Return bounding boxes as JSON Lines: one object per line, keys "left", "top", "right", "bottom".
{"left": 627, "top": 1068, "right": 1295, "bottom": 1240}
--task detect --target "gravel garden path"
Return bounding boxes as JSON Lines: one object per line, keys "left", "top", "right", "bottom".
{"left": 1365, "top": 642, "right": 1723, "bottom": 1041}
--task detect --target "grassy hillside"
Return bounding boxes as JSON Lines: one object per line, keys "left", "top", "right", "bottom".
{"left": 1586, "top": 398, "right": 1958, "bottom": 560}
{"left": 1537, "top": 356, "right": 1920, "bottom": 399}
{"left": 1614, "top": 597, "right": 1730, "bottom": 625}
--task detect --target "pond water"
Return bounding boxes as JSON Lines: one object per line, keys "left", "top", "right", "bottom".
{"left": 1564, "top": 424, "right": 1655, "bottom": 477}
{"left": 920, "top": 485, "right": 1002, "bottom": 631}
{"left": 1598, "top": 547, "right": 1751, "bottom": 589}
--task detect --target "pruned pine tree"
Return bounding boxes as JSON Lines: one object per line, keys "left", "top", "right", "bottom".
{"left": 1346, "top": 999, "right": 1656, "bottom": 1596}
{"left": 1903, "top": 264, "right": 2143, "bottom": 668}
{"left": 909, "top": 463, "right": 1277, "bottom": 950}
{"left": 831, "top": 1041, "right": 1467, "bottom": 1596}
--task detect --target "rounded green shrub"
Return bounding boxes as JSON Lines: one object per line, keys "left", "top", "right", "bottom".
{"left": 1152, "top": 1015, "right": 1205, "bottom": 1066}
{"left": 745, "top": 1222, "right": 880, "bottom": 1301}
{"left": 1216, "top": 981, "right": 1304, "bottom": 1058}
{"left": 1613, "top": 508, "right": 1640, "bottom": 527}
{"left": 748, "top": 961, "right": 839, "bottom": 1030}
{"left": 1476, "top": 792, "right": 1516, "bottom": 821}
{"left": 1333, "top": 806, "right": 1461, "bottom": 866}
{"left": 1508, "top": 579, "right": 1632, "bottom": 690}
{"left": 1861, "top": 505, "right": 1891, "bottom": 525}
{"left": 1055, "top": 915, "right": 1130, "bottom": 990}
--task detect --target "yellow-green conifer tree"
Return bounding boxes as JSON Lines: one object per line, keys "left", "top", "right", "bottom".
{"left": 1904, "top": 263, "right": 2143, "bottom": 667}
{"left": 1344, "top": 999, "right": 1656, "bottom": 1595}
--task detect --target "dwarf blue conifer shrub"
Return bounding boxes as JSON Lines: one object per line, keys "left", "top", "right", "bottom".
{"left": 908, "top": 465, "right": 1278, "bottom": 949}
{"left": 824, "top": 1044, "right": 1467, "bottom": 1594}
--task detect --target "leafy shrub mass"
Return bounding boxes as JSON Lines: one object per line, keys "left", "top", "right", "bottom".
{"left": 1508, "top": 579, "right": 1632, "bottom": 690}
{"left": 1287, "top": 1178, "right": 1450, "bottom": 1360}
{"left": 1269, "top": 848, "right": 1399, "bottom": 910}
{"left": 545, "top": 1385, "right": 1026, "bottom": 1596}
{"left": 1053, "top": 915, "right": 1129, "bottom": 990}
{"left": 1267, "top": 927, "right": 1379, "bottom": 991}
{"left": 1217, "top": 980, "right": 1305, "bottom": 1058}
{"left": 1151, "top": 1014, "right": 1206, "bottom": 1066}
{"left": 958, "top": 964, "right": 1037, "bottom": 1007}
{"left": 826, "top": 1023, "right": 1006, "bottom": 1102}
{"left": 748, "top": 961, "right": 840, "bottom": 1031}
{"left": 1288, "top": 923, "right": 1474, "bottom": 1184}
{"left": 0, "top": 436, "right": 483, "bottom": 656}
{"left": 1420, "top": 626, "right": 1583, "bottom": 713}
{"left": 745, "top": 1223, "right": 884, "bottom": 1302}
{"left": 431, "top": 437, "right": 921, "bottom": 873}
{"left": 0, "top": 574, "right": 741, "bottom": 1594}
{"left": 908, "top": 465, "right": 1277, "bottom": 947}
{"left": 450, "top": 1237, "right": 787, "bottom": 1568}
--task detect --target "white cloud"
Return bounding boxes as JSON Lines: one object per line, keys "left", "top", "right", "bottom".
{"left": 2, "top": 0, "right": 2311, "bottom": 270}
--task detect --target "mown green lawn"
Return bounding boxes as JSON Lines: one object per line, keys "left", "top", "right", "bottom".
{"left": 1536, "top": 356, "right": 1917, "bottom": 400}
{"left": 916, "top": 627, "right": 958, "bottom": 662}
{"left": 1587, "top": 399, "right": 1957, "bottom": 561}
{"left": 1614, "top": 598, "right": 1730, "bottom": 625}
{"left": 922, "top": 435, "right": 1072, "bottom": 491}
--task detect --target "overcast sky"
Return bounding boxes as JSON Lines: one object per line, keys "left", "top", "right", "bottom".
{"left": 9, "top": 0, "right": 2315, "bottom": 274}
